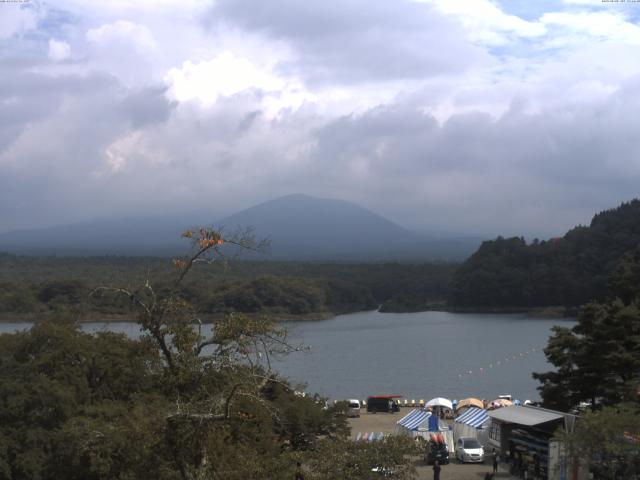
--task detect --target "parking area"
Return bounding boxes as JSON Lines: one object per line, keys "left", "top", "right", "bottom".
{"left": 413, "top": 458, "right": 505, "bottom": 480}
{"left": 349, "top": 412, "right": 515, "bottom": 480}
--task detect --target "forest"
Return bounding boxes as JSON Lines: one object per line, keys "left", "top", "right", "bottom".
{"left": 1, "top": 202, "right": 640, "bottom": 478}
{"left": 0, "top": 253, "right": 456, "bottom": 321}
{"left": 448, "top": 199, "right": 640, "bottom": 311}
{"left": 0, "top": 229, "right": 421, "bottom": 479}
{"left": 3, "top": 200, "right": 640, "bottom": 321}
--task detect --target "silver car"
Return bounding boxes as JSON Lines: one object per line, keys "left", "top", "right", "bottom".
{"left": 455, "top": 437, "right": 484, "bottom": 463}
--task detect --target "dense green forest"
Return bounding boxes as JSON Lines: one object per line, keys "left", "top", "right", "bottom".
{"left": 0, "top": 229, "right": 421, "bottom": 479}
{"left": 449, "top": 199, "right": 640, "bottom": 310}
{"left": 0, "top": 253, "right": 456, "bottom": 321}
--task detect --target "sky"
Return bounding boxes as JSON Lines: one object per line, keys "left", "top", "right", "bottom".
{"left": 1, "top": 0, "right": 640, "bottom": 238}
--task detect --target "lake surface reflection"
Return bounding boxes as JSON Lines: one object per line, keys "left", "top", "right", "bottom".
{"left": 0, "top": 310, "right": 573, "bottom": 402}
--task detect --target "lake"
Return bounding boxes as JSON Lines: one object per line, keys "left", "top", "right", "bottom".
{"left": 0, "top": 310, "right": 573, "bottom": 403}
{"left": 272, "top": 310, "right": 574, "bottom": 402}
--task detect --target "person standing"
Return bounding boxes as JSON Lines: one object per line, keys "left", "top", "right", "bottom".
{"left": 492, "top": 449, "right": 499, "bottom": 474}
{"left": 433, "top": 459, "right": 441, "bottom": 480}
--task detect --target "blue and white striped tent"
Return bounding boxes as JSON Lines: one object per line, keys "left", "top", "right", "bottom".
{"left": 395, "top": 409, "right": 440, "bottom": 439}
{"left": 455, "top": 407, "right": 488, "bottom": 428}
{"left": 398, "top": 409, "right": 431, "bottom": 429}
{"left": 453, "top": 407, "right": 490, "bottom": 446}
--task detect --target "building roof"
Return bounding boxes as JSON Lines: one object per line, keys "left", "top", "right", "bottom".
{"left": 487, "top": 406, "right": 564, "bottom": 426}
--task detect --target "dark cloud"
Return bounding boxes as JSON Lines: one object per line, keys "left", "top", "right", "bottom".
{"left": 118, "top": 87, "right": 175, "bottom": 128}
{"left": 209, "top": 0, "right": 488, "bottom": 85}
{"left": 302, "top": 83, "right": 640, "bottom": 236}
{"left": 0, "top": 67, "right": 115, "bottom": 152}
{"left": 0, "top": 66, "right": 174, "bottom": 231}
{"left": 4, "top": 73, "right": 640, "bottom": 237}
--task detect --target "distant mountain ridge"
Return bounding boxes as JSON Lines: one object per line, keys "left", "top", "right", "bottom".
{"left": 448, "top": 199, "right": 640, "bottom": 309}
{"left": 0, "top": 212, "right": 221, "bottom": 256}
{"left": 0, "top": 194, "right": 481, "bottom": 260}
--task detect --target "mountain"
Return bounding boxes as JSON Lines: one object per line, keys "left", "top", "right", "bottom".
{"left": 448, "top": 199, "right": 640, "bottom": 309}
{"left": 217, "top": 194, "right": 479, "bottom": 260}
{"left": 0, "top": 194, "right": 480, "bottom": 260}
{"left": 0, "top": 212, "right": 222, "bottom": 256}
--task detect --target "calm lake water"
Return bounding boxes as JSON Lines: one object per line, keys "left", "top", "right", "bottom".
{"left": 0, "top": 311, "right": 573, "bottom": 403}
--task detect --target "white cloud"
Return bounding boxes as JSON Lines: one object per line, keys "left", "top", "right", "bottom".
{"left": 84, "top": 20, "right": 158, "bottom": 86}
{"left": 0, "top": 5, "right": 38, "bottom": 40}
{"left": 423, "top": 0, "right": 546, "bottom": 45}
{"left": 563, "top": 0, "right": 604, "bottom": 4}
{"left": 165, "top": 53, "right": 283, "bottom": 105}
{"left": 164, "top": 52, "right": 316, "bottom": 116}
{"left": 4, "top": 0, "right": 640, "bottom": 236}
{"left": 87, "top": 20, "right": 156, "bottom": 51}
{"left": 541, "top": 11, "right": 640, "bottom": 44}
{"left": 48, "top": 39, "right": 71, "bottom": 61}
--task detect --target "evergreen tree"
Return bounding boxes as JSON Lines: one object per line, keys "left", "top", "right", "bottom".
{"left": 533, "top": 248, "right": 640, "bottom": 410}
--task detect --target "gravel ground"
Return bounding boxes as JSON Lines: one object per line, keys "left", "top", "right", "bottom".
{"left": 348, "top": 411, "right": 517, "bottom": 480}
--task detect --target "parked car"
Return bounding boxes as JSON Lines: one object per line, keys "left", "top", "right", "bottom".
{"left": 455, "top": 437, "right": 484, "bottom": 463}
{"left": 346, "top": 399, "right": 361, "bottom": 417}
{"left": 424, "top": 440, "right": 449, "bottom": 465}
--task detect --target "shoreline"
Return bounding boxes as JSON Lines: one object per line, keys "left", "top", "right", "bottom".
{"left": 0, "top": 311, "right": 338, "bottom": 324}
{"left": 0, "top": 305, "right": 574, "bottom": 324}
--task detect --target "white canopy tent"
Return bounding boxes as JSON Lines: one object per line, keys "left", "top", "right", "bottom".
{"left": 426, "top": 397, "right": 454, "bottom": 418}
{"left": 426, "top": 398, "right": 453, "bottom": 409}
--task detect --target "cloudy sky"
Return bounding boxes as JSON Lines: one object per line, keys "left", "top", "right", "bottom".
{"left": 2, "top": 0, "right": 640, "bottom": 237}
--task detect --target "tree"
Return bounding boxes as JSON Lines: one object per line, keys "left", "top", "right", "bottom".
{"left": 0, "top": 227, "right": 393, "bottom": 480}
{"left": 306, "top": 436, "right": 419, "bottom": 480}
{"left": 89, "top": 227, "right": 349, "bottom": 479}
{"left": 555, "top": 404, "right": 640, "bottom": 479}
{"left": 533, "top": 248, "right": 640, "bottom": 411}
{"left": 0, "top": 227, "right": 423, "bottom": 479}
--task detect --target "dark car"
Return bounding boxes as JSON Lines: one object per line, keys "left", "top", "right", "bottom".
{"left": 366, "top": 396, "right": 401, "bottom": 413}
{"left": 425, "top": 440, "right": 449, "bottom": 465}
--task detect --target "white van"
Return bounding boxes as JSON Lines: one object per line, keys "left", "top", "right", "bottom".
{"left": 347, "top": 399, "right": 361, "bottom": 417}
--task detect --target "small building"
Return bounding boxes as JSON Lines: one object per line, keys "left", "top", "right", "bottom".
{"left": 487, "top": 405, "right": 585, "bottom": 480}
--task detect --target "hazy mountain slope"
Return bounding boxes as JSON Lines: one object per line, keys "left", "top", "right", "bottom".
{"left": 218, "top": 194, "right": 480, "bottom": 260}
{"left": 218, "top": 194, "right": 411, "bottom": 258}
{"left": 0, "top": 212, "right": 221, "bottom": 256}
